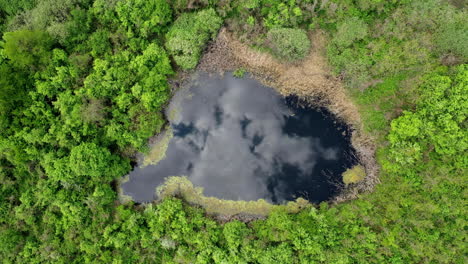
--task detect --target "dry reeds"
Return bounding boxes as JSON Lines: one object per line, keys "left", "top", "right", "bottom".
{"left": 198, "top": 28, "right": 380, "bottom": 203}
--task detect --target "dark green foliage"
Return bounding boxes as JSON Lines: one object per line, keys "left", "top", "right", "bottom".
{"left": 0, "top": 0, "right": 37, "bottom": 16}
{"left": 0, "top": 1, "right": 466, "bottom": 263}
{"left": 325, "top": 0, "right": 455, "bottom": 88}
{"left": 436, "top": 19, "right": 468, "bottom": 60}
{"left": 333, "top": 17, "right": 368, "bottom": 48}
{"left": 0, "top": 54, "right": 31, "bottom": 128}
{"left": 165, "top": 8, "right": 222, "bottom": 69}
{"left": 266, "top": 27, "right": 310, "bottom": 61}
{"left": 6, "top": 0, "right": 83, "bottom": 41}
{"left": 2, "top": 30, "right": 53, "bottom": 68}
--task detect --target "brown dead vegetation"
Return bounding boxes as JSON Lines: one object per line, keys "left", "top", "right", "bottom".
{"left": 198, "top": 28, "right": 379, "bottom": 203}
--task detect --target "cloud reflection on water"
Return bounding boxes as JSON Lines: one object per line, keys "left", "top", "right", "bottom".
{"left": 122, "top": 73, "right": 351, "bottom": 203}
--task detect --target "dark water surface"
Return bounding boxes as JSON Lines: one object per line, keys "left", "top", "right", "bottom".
{"left": 122, "top": 73, "right": 357, "bottom": 203}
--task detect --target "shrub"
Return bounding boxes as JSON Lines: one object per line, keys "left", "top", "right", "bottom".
{"left": 333, "top": 17, "right": 368, "bottom": 48}
{"left": 342, "top": 165, "right": 366, "bottom": 185}
{"left": 233, "top": 68, "right": 246, "bottom": 78}
{"left": 262, "top": 0, "right": 304, "bottom": 29}
{"left": 435, "top": 19, "right": 468, "bottom": 60}
{"left": 165, "top": 8, "right": 222, "bottom": 69}
{"left": 266, "top": 27, "right": 310, "bottom": 61}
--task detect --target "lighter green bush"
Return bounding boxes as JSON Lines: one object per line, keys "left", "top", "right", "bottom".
{"left": 333, "top": 17, "right": 368, "bottom": 47}
{"left": 266, "top": 28, "right": 310, "bottom": 61}
{"left": 165, "top": 8, "right": 222, "bottom": 69}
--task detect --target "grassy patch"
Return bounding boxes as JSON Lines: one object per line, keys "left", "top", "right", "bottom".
{"left": 156, "top": 176, "right": 311, "bottom": 217}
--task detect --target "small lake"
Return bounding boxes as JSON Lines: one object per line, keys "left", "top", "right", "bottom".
{"left": 121, "top": 73, "right": 357, "bottom": 204}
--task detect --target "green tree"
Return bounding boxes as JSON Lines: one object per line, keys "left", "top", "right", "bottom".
{"left": 2, "top": 30, "right": 53, "bottom": 69}
{"left": 0, "top": 58, "right": 31, "bottom": 127}
{"left": 165, "top": 8, "right": 222, "bottom": 69}
{"left": 385, "top": 65, "right": 468, "bottom": 180}
{"left": 69, "top": 142, "right": 128, "bottom": 181}
{"left": 116, "top": 0, "right": 172, "bottom": 38}
{"left": 261, "top": 0, "right": 304, "bottom": 29}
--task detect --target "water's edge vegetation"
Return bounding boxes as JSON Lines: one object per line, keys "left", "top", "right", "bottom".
{"left": 0, "top": 1, "right": 466, "bottom": 263}
{"left": 120, "top": 73, "right": 359, "bottom": 216}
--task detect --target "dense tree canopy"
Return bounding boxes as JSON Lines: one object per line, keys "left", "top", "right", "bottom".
{"left": 0, "top": 0, "right": 466, "bottom": 263}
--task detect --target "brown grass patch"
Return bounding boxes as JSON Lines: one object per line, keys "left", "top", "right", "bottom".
{"left": 198, "top": 28, "right": 380, "bottom": 203}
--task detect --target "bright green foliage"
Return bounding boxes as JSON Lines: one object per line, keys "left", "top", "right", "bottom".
{"left": 165, "top": 8, "right": 222, "bottom": 69}
{"left": 2, "top": 30, "right": 53, "bottom": 68}
{"left": 233, "top": 68, "right": 246, "bottom": 78}
{"left": 261, "top": 0, "right": 304, "bottom": 29}
{"left": 86, "top": 29, "right": 111, "bottom": 57}
{"left": 82, "top": 43, "right": 172, "bottom": 149}
{"left": 386, "top": 65, "right": 468, "bottom": 180}
{"left": 267, "top": 27, "right": 310, "bottom": 61}
{"left": 0, "top": 1, "right": 467, "bottom": 263}
{"left": 69, "top": 143, "right": 123, "bottom": 179}
{"left": 223, "top": 221, "right": 250, "bottom": 251}
{"left": 115, "top": 0, "right": 172, "bottom": 38}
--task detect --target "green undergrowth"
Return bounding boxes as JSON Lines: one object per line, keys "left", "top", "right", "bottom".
{"left": 352, "top": 74, "right": 411, "bottom": 138}
{"left": 0, "top": 0, "right": 467, "bottom": 263}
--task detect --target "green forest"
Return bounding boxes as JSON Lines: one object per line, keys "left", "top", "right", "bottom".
{"left": 0, "top": 0, "right": 466, "bottom": 263}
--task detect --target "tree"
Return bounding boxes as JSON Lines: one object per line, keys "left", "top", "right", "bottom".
{"left": 69, "top": 142, "right": 128, "bottom": 181}
{"left": 165, "top": 8, "right": 222, "bottom": 69}
{"left": 0, "top": 58, "right": 31, "bottom": 125}
{"left": 2, "top": 30, "right": 53, "bottom": 69}
{"left": 116, "top": 0, "right": 172, "bottom": 38}
{"left": 261, "top": 0, "right": 304, "bottom": 29}
{"left": 385, "top": 65, "right": 468, "bottom": 180}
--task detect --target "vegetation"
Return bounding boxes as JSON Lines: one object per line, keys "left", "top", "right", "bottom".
{"left": 267, "top": 27, "right": 311, "bottom": 61}
{"left": 165, "top": 8, "right": 222, "bottom": 69}
{"left": 233, "top": 67, "right": 246, "bottom": 78}
{"left": 0, "top": 0, "right": 466, "bottom": 263}
{"left": 342, "top": 165, "right": 366, "bottom": 185}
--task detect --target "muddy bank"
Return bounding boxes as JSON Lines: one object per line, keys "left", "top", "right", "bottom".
{"left": 198, "top": 28, "right": 379, "bottom": 203}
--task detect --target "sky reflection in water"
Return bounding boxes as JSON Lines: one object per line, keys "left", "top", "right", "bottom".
{"left": 122, "top": 73, "right": 356, "bottom": 203}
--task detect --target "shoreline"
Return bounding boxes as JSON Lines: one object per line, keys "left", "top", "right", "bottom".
{"left": 198, "top": 28, "right": 380, "bottom": 205}
{"left": 118, "top": 27, "right": 380, "bottom": 221}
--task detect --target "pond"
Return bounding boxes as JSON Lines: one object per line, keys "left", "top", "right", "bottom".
{"left": 121, "top": 72, "right": 358, "bottom": 204}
